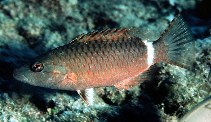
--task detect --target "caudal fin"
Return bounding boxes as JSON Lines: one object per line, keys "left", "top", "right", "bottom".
{"left": 153, "top": 15, "right": 195, "bottom": 69}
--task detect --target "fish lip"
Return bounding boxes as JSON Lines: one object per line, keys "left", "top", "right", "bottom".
{"left": 13, "top": 69, "right": 28, "bottom": 82}
{"left": 13, "top": 69, "right": 19, "bottom": 80}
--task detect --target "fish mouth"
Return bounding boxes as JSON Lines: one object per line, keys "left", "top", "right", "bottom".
{"left": 13, "top": 69, "right": 29, "bottom": 82}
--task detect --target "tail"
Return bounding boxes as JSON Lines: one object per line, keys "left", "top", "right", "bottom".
{"left": 153, "top": 15, "right": 195, "bottom": 69}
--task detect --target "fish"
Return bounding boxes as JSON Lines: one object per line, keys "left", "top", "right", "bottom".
{"left": 13, "top": 15, "right": 195, "bottom": 105}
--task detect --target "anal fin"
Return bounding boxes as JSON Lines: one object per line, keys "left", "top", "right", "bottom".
{"left": 140, "top": 64, "right": 160, "bottom": 81}
{"left": 77, "top": 88, "right": 94, "bottom": 106}
{"left": 114, "top": 65, "right": 160, "bottom": 90}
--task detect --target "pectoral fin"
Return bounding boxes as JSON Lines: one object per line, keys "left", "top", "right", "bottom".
{"left": 114, "top": 76, "right": 141, "bottom": 90}
{"left": 77, "top": 88, "right": 94, "bottom": 105}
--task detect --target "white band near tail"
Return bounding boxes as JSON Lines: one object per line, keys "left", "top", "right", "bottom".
{"left": 143, "top": 40, "right": 154, "bottom": 66}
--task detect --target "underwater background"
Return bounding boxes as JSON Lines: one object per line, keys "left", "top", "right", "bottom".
{"left": 0, "top": 0, "right": 211, "bottom": 122}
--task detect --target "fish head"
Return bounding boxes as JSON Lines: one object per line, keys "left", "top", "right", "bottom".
{"left": 13, "top": 57, "right": 72, "bottom": 90}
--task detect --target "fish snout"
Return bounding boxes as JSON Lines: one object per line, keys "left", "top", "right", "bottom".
{"left": 13, "top": 69, "right": 25, "bottom": 81}
{"left": 13, "top": 66, "right": 30, "bottom": 83}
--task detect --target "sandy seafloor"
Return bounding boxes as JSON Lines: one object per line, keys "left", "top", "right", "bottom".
{"left": 0, "top": 0, "right": 210, "bottom": 122}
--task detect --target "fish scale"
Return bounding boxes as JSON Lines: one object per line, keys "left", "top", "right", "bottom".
{"left": 54, "top": 37, "right": 145, "bottom": 88}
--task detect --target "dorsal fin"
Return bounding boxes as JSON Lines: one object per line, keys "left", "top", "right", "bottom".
{"left": 71, "top": 28, "right": 134, "bottom": 44}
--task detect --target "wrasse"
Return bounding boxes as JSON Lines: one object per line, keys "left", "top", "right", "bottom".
{"left": 13, "top": 15, "right": 195, "bottom": 105}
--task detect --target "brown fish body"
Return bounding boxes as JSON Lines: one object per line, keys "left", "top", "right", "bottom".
{"left": 51, "top": 35, "right": 148, "bottom": 90}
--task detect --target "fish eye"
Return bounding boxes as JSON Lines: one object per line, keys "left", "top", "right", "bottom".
{"left": 31, "top": 63, "right": 44, "bottom": 72}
